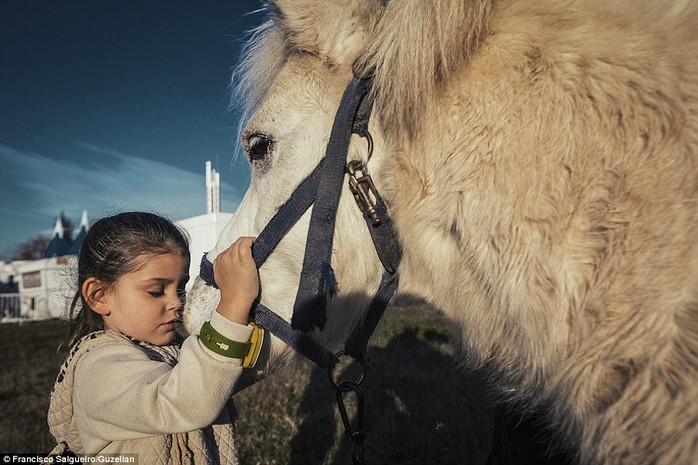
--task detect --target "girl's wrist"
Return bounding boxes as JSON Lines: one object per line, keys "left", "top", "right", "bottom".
{"left": 210, "top": 311, "right": 254, "bottom": 340}
{"left": 216, "top": 296, "right": 253, "bottom": 325}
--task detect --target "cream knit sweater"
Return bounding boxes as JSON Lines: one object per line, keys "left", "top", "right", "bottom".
{"left": 48, "top": 312, "right": 252, "bottom": 464}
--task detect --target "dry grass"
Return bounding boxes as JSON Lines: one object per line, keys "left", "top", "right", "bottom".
{"left": 0, "top": 318, "right": 69, "bottom": 452}
{"left": 234, "top": 303, "right": 495, "bottom": 465}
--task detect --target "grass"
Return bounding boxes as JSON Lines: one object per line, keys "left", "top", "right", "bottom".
{"left": 0, "top": 318, "right": 70, "bottom": 452}
{"left": 0, "top": 305, "right": 569, "bottom": 464}
{"left": 234, "top": 304, "right": 495, "bottom": 465}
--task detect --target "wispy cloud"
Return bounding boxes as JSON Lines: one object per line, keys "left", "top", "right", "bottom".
{"left": 0, "top": 143, "right": 242, "bottom": 256}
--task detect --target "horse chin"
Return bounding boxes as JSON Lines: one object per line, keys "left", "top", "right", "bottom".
{"left": 183, "top": 277, "right": 220, "bottom": 336}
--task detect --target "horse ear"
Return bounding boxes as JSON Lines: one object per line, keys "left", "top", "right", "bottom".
{"left": 269, "top": 0, "right": 385, "bottom": 66}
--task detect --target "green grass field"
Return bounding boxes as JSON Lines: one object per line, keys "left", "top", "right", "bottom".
{"left": 0, "top": 305, "right": 561, "bottom": 464}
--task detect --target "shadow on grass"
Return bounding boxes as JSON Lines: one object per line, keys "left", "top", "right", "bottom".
{"left": 288, "top": 326, "right": 496, "bottom": 465}
{"left": 286, "top": 326, "right": 574, "bottom": 465}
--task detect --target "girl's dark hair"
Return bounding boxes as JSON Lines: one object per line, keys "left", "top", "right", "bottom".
{"left": 64, "top": 212, "right": 190, "bottom": 348}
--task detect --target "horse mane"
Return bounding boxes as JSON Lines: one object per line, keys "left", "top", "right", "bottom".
{"left": 355, "top": 0, "right": 495, "bottom": 137}
{"left": 234, "top": 0, "right": 495, "bottom": 139}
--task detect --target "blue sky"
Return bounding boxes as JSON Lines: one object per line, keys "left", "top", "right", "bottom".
{"left": 0, "top": 1, "right": 262, "bottom": 259}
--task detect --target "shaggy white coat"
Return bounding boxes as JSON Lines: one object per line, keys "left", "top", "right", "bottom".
{"left": 185, "top": 1, "right": 698, "bottom": 463}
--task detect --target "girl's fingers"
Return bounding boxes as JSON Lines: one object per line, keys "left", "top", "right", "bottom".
{"left": 214, "top": 237, "right": 257, "bottom": 271}
{"left": 241, "top": 237, "right": 254, "bottom": 258}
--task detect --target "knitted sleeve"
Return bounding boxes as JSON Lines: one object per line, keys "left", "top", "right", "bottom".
{"left": 73, "top": 314, "right": 253, "bottom": 452}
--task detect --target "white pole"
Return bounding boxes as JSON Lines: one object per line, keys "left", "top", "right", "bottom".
{"left": 205, "top": 161, "right": 213, "bottom": 214}
{"left": 214, "top": 171, "right": 221, "bottom": 213}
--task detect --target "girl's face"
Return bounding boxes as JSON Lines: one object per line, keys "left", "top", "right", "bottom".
{"left": 101, "top": 252, "right": 190, "bottom": 345}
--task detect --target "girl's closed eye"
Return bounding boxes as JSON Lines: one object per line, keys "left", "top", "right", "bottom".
{"left": 148, "top": 289, "right": 165, "bottom": 298}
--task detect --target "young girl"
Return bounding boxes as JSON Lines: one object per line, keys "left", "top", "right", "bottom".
{"left": 48, "top": 211, "right": 260, "bottom": 464}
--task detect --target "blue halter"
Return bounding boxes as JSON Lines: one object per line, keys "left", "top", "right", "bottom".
{"left": 199, "top": 76, "right": 401, "bottom": 370}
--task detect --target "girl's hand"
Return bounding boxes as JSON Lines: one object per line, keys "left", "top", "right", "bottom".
{"left": 213, "top": 237, "right": 259, "bottom": 325}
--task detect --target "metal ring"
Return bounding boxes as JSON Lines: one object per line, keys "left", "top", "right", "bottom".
{"left": 327, "top": 350, "right": 367, "bottom": 390}
{"left": 363, "top": 130, "right": 374, "bottom": 162}
{"left": 346, "top": 130, "right": 374, "bottom": 174}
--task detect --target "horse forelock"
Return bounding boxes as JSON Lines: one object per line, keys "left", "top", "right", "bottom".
{"left": 233, "top": 18, "right": 290, "bottom": 134}
{"left": 232, "top": 0, "right": 378, "bottom": 130}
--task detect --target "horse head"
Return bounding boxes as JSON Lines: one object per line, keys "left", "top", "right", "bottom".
{"left": 184, "top": 0, "right": 390, "bottom": 380}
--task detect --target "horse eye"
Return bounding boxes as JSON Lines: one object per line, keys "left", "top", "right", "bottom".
{"left": 246, "top": 135, "right": 272, "bottom": 162}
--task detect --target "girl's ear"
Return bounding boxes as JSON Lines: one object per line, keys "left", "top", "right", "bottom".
{"left": 82, "top": 277, "right": 110, "bottom": 316}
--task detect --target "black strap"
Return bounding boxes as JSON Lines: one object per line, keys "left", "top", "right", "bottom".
{"left": 343, "top": 83, "right": 401, "bottom": 359}
{"left": 199, "top": 253, "right": 216, "bottom": 289}
{"left": 252, "top": 160, "right": 324, "bottom": 268}
{"left": 196, "top": 154, "right": 333, "bottom": 368}
{"left": 254, "top": 304, "right": 337, "bottom": 369}
{"left": 351, "top": 85, "right": 374, "bottom": 138}
{"left": 362, "top": 187, "right": 401, "bottom": 274}
{"left": 291, "top": 77, "right": 373, "bottom": 332}
{"left": 344, "top": 270, "right": 399, "bottom": 361}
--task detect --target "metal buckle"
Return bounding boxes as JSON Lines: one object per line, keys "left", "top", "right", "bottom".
{"left": 347, "top": 130, "right": 382, "bottom": 228}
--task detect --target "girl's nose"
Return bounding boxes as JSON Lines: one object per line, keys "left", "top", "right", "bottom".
{"left": 167, "top": 291, "right": 184, "bottom": 311}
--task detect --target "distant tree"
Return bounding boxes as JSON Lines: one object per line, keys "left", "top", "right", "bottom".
{"left": 59, "top": 211, "right": 75, "bottom": 244}
{"left": 13, "top": 235, "right": 50, "bottom": 260}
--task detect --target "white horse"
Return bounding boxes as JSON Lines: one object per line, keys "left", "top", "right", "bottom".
{"left": 185, "top": 1, "right": 698, "bottom": 464}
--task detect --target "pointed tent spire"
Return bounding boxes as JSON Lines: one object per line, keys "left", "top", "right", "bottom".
{"left": 45, "top": 215, "right": 69, "bottom": 258}
{"left": 79, "top": 210, "right": 89, "bottom": 229}
{"left": 67, "top": 210, "right": 89, "bottom": 256}
{"left": 53, "top": 216, "right": 65, "bottom": 239}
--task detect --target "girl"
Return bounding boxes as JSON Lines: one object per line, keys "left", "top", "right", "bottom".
{"left": 47, "top": 211, "right": 260, "bottom": 465}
